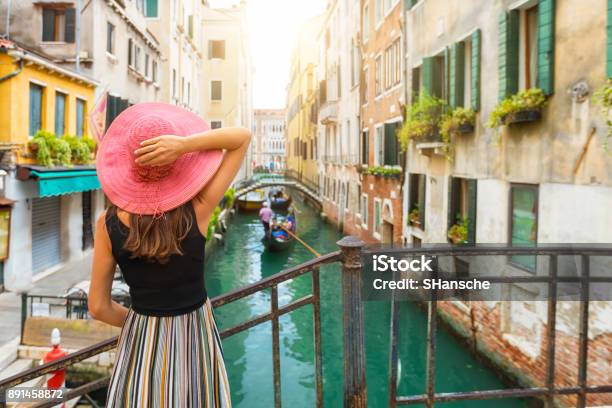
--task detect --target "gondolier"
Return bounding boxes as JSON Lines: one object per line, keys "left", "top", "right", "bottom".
{"left": 259, "top": 201, "right": 273, "bottom": 236}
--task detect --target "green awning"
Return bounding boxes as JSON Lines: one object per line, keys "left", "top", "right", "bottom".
{"left": 31, "top": 170, "right": 100, "bottom": 197}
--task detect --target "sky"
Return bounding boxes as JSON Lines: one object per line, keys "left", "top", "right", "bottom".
{"left": 209, "top": 0, "right": 327, "bottom": 109}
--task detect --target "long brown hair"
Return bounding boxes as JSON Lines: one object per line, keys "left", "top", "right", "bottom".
{"left": 116, "top": 204, "right": 194, "bottom": 264}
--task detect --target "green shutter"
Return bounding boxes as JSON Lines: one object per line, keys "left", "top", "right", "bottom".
{"left": 467, "top": 179, "right": 477, "bottom": 244}
{"left": 444, "top": 47, "right": 450, "bottom": 104}
{"left": 450, "top": 42, "right": 465, "bottom": 108}
{"left": 29, "top": 84, "right": 43, "bottom": 136}
{"left": 608, "top": 0, "right": 612, "bottom": 77}
{"left": 471, "top": 29, "right": 482, "bottom": 111}
{"left": 422, "top": 57, "right": 434, "bottom": 96}
{"left": 405, "top": 0, "right": 418, "bottom": 9}
{"left": 419, "top": 175, "right": 426, "bottom": 228}
{"left": 447, "top": 177, "right": 455, "bottom": 232}
{"left": 537, "top": 0, "right": 555, "bottom": 95}
{"left": 64, "top": 8, "right": 76, "bottom": 43}
{"left": 498, "top": 10, "right": 519, "bottom": 100}
{"left": 145, "top": 0, "right": 158, "bottom": 17}
{"left": 384, "top": 123, "right": 398, "bottom": 165}
{"left": 42, "top": 9, "right": 55, "bottom": 41}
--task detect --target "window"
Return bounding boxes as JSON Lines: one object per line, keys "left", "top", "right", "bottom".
{"left": 509, "top": 184, "right": 538, "bottom": 272}
{"left": 411, "top": 66, "right": 421, "bottom": 99}
{"left": 361, "top": 194, "right": 368, "bottom": 227}
{"left": 375, "top": 55, "right": 382, "bottom": 95}
{"left": 187, "top": 82, "right": 191, "bottom": 106}
{"left": 448, "top": 177, "right": 477, "bottom": 243}
{"left": 29, "top": 83, "right": 44, "bottom": 136}
{"left": 134, "top": 46, "right": 141, "bottom": 71}
{"left": 172, "top": 69, "right": 177, "bottom": 99}
{"left": 152, "top": 61, "right": 158, "bottom": 83}
{"left": 408, "top": 173, "right": 426, "bottom": 229}
{"left": 374, "top": 125, "right": 383, "bottom": 166}
{"left": 42, "top": 8, "right": 75, "bottom": 43}
{"left": 361, "top": 129, "right": 369, "bottom": 165}
{"left": 54, "top": 92, "right": 66, "bottom": 136}
{"left": 375, "top": 0, "right": 382, "bottom": 25}
{"left": 211, "top": 80, "right": 222, "bottom": 101}
{"left": 383, "top": 121, "right": 400, "bottom": 165}
{"left": 144, "top": 54, "right": 150, "bottom": 78}
{"left": 106, "top": 22, "right": 115, "bottom": 54}
{"left": 362, "top": 67, "right": 369, "bottom": 104}
{"left": 384, "top": 38, "right": 401, "bottom": 90}
{"left": 188, "top": 15, "right": 194, "bottom": 38}
{"left": 519, "top": 5, "right": 539, "bottom": 90}
{"left": 211, "top": 121, "right": 222, "bottom": 129}
{"left": 209, "top": 40, "right": 226, "bottom": 59}
{"left": 181, "top": 77, "right": 185, "bottom": 103}
{"left": 145, "top": 0, "right": 158, "bottom": 17}
{"left": 128, "top": 39, "right": 133, "bottom": 67}
{"left": 374, "top": 199, "right": 382, "bottom": 235}
{"left": 76, "top": 98, "right": 86, "bottom": 137}
{"left": 362, "top": 5, "right": 369, "bottom": 42}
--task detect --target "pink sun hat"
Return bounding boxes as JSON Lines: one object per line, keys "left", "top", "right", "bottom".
{"left": 97, "top": 102, "right": 224, "bottom": 215}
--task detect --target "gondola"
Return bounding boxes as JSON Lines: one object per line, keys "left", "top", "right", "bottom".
{"left": 264, "top": 214, "right": 296, "bottom": 252}
{"left": 269, "top": 188, "right": 293, "bottom": 211}
{"left": 237, "top": 189, "right": 266, "bottom": 212}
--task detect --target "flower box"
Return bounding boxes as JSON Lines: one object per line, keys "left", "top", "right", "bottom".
{"left": 456, "top": 123, "right": 475, "bottom": 134}
{"left": 504, "top": 109, "right": 542, "bottom": 126}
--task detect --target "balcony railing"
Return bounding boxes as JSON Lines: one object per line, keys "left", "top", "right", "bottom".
{"left": 319, "top": 100, "right": 338, "bottom": 124}
{"left": 1, "top": 243, "right": 611, "bottom": 408}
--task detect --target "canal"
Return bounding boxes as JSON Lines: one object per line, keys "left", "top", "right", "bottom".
{"left": 205, "top": 193, "right": 529, "bottom": 408}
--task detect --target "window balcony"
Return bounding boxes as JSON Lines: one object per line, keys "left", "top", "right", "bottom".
{"left": 319, "top": 101, "right": 338, "bottom": 125}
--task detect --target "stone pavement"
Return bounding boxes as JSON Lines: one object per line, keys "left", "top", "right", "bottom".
{"left": 0, "top": 253, "right": 93, "bottom": 363}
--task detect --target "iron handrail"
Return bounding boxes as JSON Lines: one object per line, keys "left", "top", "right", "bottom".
{"left": 0, "top": 249, "right": 342, "bottom": 408}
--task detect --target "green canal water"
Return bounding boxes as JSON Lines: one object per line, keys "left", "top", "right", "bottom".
{"left": 205, "top": 196, "right": 529, "bottom": 408}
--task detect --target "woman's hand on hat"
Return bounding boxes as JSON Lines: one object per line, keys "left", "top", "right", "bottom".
{"left": 134, "top": 135, "right": 186, "bottom": 166}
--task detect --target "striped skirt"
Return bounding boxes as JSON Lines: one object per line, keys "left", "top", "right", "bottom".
{"left": 106, "top": 298, "right": 232, "bottom": 407}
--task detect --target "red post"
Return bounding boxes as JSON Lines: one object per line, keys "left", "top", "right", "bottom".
{"left": 43, "top": 328, "right": 67, "bottom": 390}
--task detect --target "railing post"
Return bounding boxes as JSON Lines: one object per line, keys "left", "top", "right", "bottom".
{"left": 337, "top": 236, "right": 367, "bottom": 408}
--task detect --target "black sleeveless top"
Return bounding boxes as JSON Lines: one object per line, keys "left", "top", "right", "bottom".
{"left": 105, "top": 201, "right": 207, "bottom": 316}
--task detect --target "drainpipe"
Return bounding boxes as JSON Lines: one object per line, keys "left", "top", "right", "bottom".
{"left": 0, "top": 52, "right": 23, "bottom": 83}
{"left": 4, "top": 0, "right": 11, "bottom": 39}
{"left": 75, "top": 0, "right": 81, "bottom": 71}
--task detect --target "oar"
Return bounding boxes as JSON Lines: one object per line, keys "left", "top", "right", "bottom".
{"left": 278, "top": 225, "right": 320, "bottom": 257}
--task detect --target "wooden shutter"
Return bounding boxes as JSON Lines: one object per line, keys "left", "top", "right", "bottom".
{"left": 537, "top": 0, "right": 555, "bottom": 95}
{"left": 405, "top": 0, "right": 418, "bottom": 9}
{"left": 29, "top": 84, "right": 43, "bottom": 136}
{"left": 383, "top": 122, "right": 398, "bottom": 165}
{"left": 447, "top": 177, "right": 460, "bottom": 231}
{"left": 361, "top": 131, "right": 369, "bottom": 165}
{"left": 450, "top": 42, "right": 465, "bottom": 108}
{"left": 467, "top": 179, "right": 477, "bottom": 244}
{"left": 422, "top": 56, "right": 443, "bottom": 98}
{"left": 471, "top": 29, "right": 482, "bottom": 111}
{"left": 64, "top": 8, "right": 76, "bottom": 43}
{"left": 146, "top": 0, "right": 158, "bottom": 17}
{"left": 498, "top": 10, "right": 519, "bottom": 100}
{"left": 608, "top": 0, "right": 612, "bottom": 77}
{"left": 418, "top": 175, "right": 426, "bottom": 228}
{"left": 42, "top": 9, "right": 55, "bottom": 41}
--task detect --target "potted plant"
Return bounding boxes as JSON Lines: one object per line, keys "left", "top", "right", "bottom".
{"left": 487, "top": 88, "right": 547, "bottom": 129}
{"left": 364, "top": 165, "right": 402, "bottom": 178}
{"left": 28, "top": 130, "right": 72, "bottom": 167}
{"left": 398, "top": 91, "right": 446, "bottom": 149}
{"left": 439, "top": 107, "right": 476, "bottom": 162}
{"left": 408, "top": 205, "right": 421, "bottom": 228}
{"left": 447, "top": 215, "right": 469, "bottom": 245}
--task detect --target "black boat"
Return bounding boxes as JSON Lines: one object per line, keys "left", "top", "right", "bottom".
{"left": 264, "top": 214, "right": 296, "bottom": 252}
{"left": 269, "top": 188, "right": 292, "bottom": 211}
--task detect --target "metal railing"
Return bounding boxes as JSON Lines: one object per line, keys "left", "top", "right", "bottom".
{"left": 1, "top": 242, "right": 611, "bottom": 408}
{"left": 377, "top": 245, "right": 612, "bottom": 408}
{"left": 0, "top": 239, "right": 355, "bottom": 408}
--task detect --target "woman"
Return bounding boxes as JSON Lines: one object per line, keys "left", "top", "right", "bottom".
{"left": 88, "top": 103, "right": 250, "bottom": 407}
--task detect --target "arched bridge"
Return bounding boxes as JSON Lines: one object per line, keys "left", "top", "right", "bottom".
{"left": 235, "top": 176, "right": 321, "bottom": 207}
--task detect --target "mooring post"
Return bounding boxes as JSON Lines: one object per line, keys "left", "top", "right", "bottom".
{"left": 337, "top": 236, "right": 367, "bottom": 408}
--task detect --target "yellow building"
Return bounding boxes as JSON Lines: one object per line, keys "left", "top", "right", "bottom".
{"left": 286, "top": 14, "right": 324, "bottom": 188}
{"left": 0, "top": 40, "right": 96, "bottom": 150}
{"left": 0, "top": 40, "right": 104, "bottom": 293}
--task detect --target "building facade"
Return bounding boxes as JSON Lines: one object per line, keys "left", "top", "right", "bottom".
{"left": 316, "top": 0, "right": 362, "bottom": 234}
{"left": 0, "top": 40, "right": 99, "bottom": 291}
{"left": 253, "top": 109, "right": 286, "bottom": 171}
{"left": 145, "top": 0, "right": 205, "bottom": 113}
{"left": 286, "top": 14, "right": 325, "bottom": 188}
{"left": 0, "top": 0, "right": 164, "bottom": 291}
{"left": 402, "top": 0, "right": 612, "bottom": 404}
{"left": 358, "top": 0, "right": 405, "bottom": 244}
